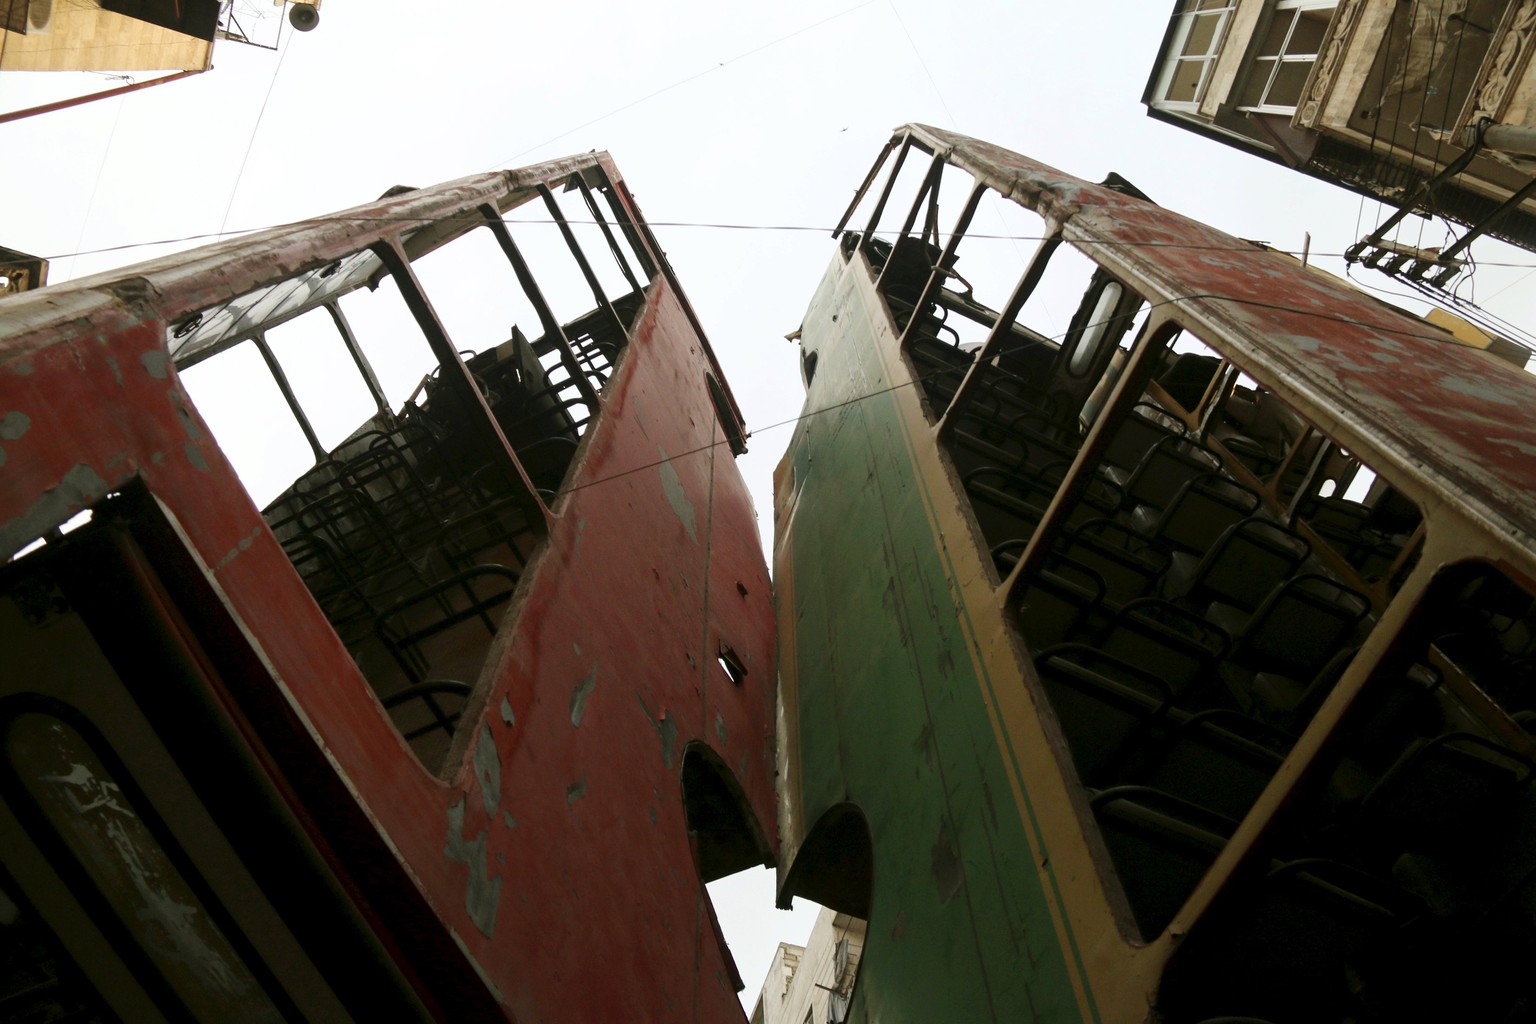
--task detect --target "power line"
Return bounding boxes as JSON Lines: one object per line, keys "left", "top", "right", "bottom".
{"left": 42, "top": 214, "right": 1536, "bottom": 269}
{"left": 218, "top": 27, "right": 291, "bottom": 236}
{"left": 556, "top": 286, "right": 1502, "bottom": 499}
{"left": 483, "top": 0, "right": 878, "bottom": 170}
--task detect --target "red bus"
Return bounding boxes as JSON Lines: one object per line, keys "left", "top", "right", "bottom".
{"left": 0, "top": 154, "right": 775, "bottom": 1022}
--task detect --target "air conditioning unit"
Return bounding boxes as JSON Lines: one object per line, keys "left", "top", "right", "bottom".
{"left": 4, "top": 0, "right": 54, "bottom": 34}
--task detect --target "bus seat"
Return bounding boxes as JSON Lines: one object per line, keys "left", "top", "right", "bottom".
{"left": 1057, "top": 518, "right": 1172, "bottom": 608}
{"left": 1157, "top": 352, "right": 1221, "bottom": 412}
{"left": 1100, "top": 597, "right": 1230, "bottom": 701}
{"left": 963, "top": 466, "right": 1048, "bottom": 549}
{"left": 1132, "top": 472, "right": 1260, "bottom": 556}
{"left": 1089, "top": 785, "right": 1236, "bottom": 939}
{"left": 1165, "top": 517, "right": 1311, "bottom": 614}
{"left": 1212, "top": 574, "right": 1370, "bottom": 682}
{"left": 1134, "top": 708, "right": 1290, "bottom": 821}
{"left": 1035, "top": 645, "right": 1173, "bottom": 787}
{"left": 1015, "top": 555, "right": 1108, "bottom": 651}
{"left": 1114, "top": 435, "right": 1223, "bottom": 519}
{"left": 1101, "top": 402, "right": 1187, "bottom": 476}
{"left": 1244, "top": 646, "right": 1360, "bottom": 732}
{"left": 1159, "top": 857, "right": 1419, "bottom": 1023}
{"left": 1358, "top": 732, "right": 1534, "bottom": 856}
{"left": 373, "top": 565, "right": 521, "bottom": 683}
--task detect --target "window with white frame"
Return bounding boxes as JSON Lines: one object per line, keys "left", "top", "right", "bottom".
{"left": 1237, "top": 0, "right": 1338, "bottom": 113}
{"left": 1152, "top": 0, "right": 1237, "bottom": 110}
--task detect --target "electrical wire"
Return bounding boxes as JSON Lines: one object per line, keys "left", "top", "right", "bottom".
{"left": 61, "top": 87, "right": 128, "bottom": 280}
{"left": 40, "top": 214, "right": 1536, "bottom": 268}
{"left": 554, "top": 282, "right": 1520, "bottom": 500}
{"left": 886, "top": 0, "right": 958, "bottom": 131}
{"left": 483, "top": 0, "right": 878, "bottom": 170}
{"left": 218, "top": 26, "right": 291, "bottom": 236}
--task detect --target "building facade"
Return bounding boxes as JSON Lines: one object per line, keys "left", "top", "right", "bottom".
{"left": 750, "top": 909, "right": 865, "bottom": 1024}
{"left": 1145, "top": 1, "right": 1536, "bottom": 260}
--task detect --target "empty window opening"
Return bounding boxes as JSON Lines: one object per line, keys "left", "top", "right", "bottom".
{"left": 717, "top": 643, "right": 747, "bottom": 686}
{"left": 990, "top": 327, "right": 1435, "bottom": 947}
{"left": 1158, "top": 560, "right": 1536, "bottom": 1023}
{"left": 263, "top": 308, "right": 381, "bottom": 454}
{"left": 940, "top": 251, "right": 1148, "bottom": 569}
{"left": 544, "top": 174, "right": 646, "bottom": 310}
{"left": 174, "top": 240, "right": 589, "bottom": 773}
{"left": 178, "top": 340, "right": 318, "bottom": 508}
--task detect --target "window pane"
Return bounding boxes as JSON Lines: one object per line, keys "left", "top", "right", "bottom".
{"left": 1239, "top": 59, "right": 1276, "bottom": 107}
{"left": 1168, "top": 58, "right": 1208, "bottom": 103}
{"left": 1185, "top": 11, "right": 1223, "bottom": 56}
{"left": 1256, "top": 15, "right": 1294, "bottom": 58}
{"left": 1268, "top": 59, "right": 1314, "bottom": 108}
{"left": 1068, "top": 282, "right": 1124, "bottom": 376}
{"left": 1289, "top": 7, "right": 1331, "bottom": 54}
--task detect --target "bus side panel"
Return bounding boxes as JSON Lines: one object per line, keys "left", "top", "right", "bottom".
{"left": 0, "top": 279, "right": 777, "bottom": 1020}
{"left": 774, "top": 257, "right": 1088, "bottom": 1023}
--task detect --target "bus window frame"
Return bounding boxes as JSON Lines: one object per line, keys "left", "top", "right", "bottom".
{"left": 1000, "top": 312, "right": 1184, "bottom": 601}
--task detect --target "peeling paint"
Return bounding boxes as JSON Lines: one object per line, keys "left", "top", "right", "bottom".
{"left": 213, "top": 527, "right": 264, "bottom": 571}
{"left": 500, "top": 697, "right": 515, "bottom": 726}
{"left": 171, "top": 394, "right": 204, "bottom": 441}
{"left": 565, "top": 775, "right": 587, "bottom": 805}
{"left": 184, "top": 441, "right": 209, "bottom": 472}
{"left": 502, "top": 812, "right": 517, "bottom": 829}
{"left": 0, "top": 411, "right": 30, "bottom": 441}
{"left": 714, "top": 711, "right": 727, "bottom": 744}
{"left": 1490, "top": 438, "right": 1536, "bottom": 458}
{"left": 569, "top": 667, "right": 598, "bottom": 727}
{"left": 656, "top": 446, "right": 697, "bottom": 542}
{"left": 141, "top": 350, "right": 170, "bottom": 379}
{"left": 107, "top": 356, "right": 124, "bottom": 387}
{"left": 638, "top": 696, "right": 677, "bottom": 767}
{"left": 1442, "top": 374, "right": 1520, "bottom": 407}
{"left": 1277, "top": 334, "right": 1322, "bottom": 354}
{"left": 474, "top": 724, "right": 500, "bottom": 816}
{"left": 0, "top": 464, "right": 108, "bottom": 560}
{"left": 443, "top": 799, "right": 502, "bottom": 938}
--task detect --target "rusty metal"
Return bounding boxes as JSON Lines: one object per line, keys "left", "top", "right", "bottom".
{"left": 0, "top": 69, "right": 205, "bottom": 124}
{"left": 884, "top": 124, "right": 1536, "bottom": 556}
{"left": 0, "top": 151, "right": 775, "bottom": 1023}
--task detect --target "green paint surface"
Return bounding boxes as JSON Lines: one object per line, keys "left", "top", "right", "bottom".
{"left": 779, "top": 260, "right": 1088, "bottom": 1023}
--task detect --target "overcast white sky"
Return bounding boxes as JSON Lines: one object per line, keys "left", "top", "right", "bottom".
{"left": 5, "top": 0, "right": 1536, "bottom": 1010}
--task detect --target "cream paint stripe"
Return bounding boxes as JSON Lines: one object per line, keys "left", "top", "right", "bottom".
{"left": 856, "top": 282, "right": 1103, "bottom": 1023}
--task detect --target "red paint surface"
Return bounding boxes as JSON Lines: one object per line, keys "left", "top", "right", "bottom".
{"left": 0, "top": 158, "right": 775, "bottom": 1021}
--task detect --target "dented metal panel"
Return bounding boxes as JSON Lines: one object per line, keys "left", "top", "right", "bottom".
{"left": 905, "top": 123, "right": 1536, "bottom": 556}
{"left": 0, "top": 154, "right": 774, "bottom": 1022}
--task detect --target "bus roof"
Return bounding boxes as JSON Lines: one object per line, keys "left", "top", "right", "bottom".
{"left": 902, "top": 123, "right": 1536, "bottom": 559}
